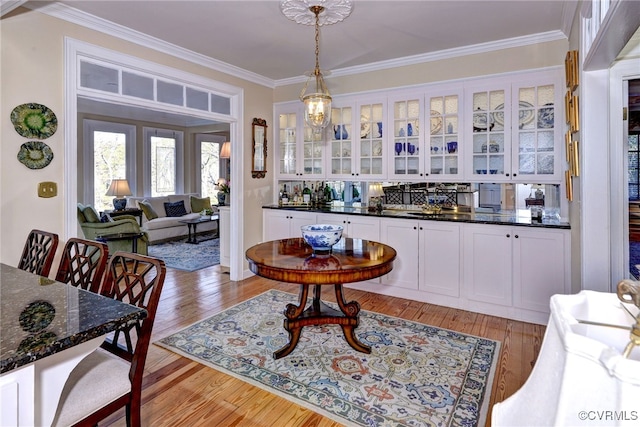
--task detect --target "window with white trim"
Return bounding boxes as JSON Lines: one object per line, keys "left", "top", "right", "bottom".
{"left": 143, "top": 127, "right": 184, "bottom": 196}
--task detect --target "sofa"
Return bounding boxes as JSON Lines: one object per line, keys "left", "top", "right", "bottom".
{"left": 126, "top": 194, "right": 218, "bottom": 244}
{"left": 77, "top": 203, "right": 149, "bottom": 255}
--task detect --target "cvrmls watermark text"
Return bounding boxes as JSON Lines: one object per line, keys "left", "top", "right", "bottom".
{"left": 578, "top": 411, "right": 638, "bottom": 422}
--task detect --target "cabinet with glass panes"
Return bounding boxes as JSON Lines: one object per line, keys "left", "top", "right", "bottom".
{"left": 464, "top": 70, "right": 563, "bottom": 182}
{"left": 328, "top": 102, "right": 355, "bottom": 179}
{"left": 274, "top": 102, "right": 325, "bottom": 179}
{"left": 356, "top": 100, "right": 386, "bottom": 179}
{"left": 388, "top": 93, "right": 422, "bottom": 180}
{"left": 427, "top": 87, "right": 463, "bottom": 179}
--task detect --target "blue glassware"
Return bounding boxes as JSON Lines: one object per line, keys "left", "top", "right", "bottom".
{"left": 399, "top": 128, "right": 405, "bottom": 137}
{"left": 395, "top": 142, "right": 402, "bottom": 155}
{"left": 408, "top": 143, "right": 416, "bottom": 155}
{"left": 339, "top": 124, "right": 348, "bottom": 140}
{"left": 377, "top": 122, "right": 383, "bottom": 138}
{"left": 334, "top": 125, "right": 341, "bottom": 140}
{"left": 407, "top": 123, "right": 413, "bottom": 136}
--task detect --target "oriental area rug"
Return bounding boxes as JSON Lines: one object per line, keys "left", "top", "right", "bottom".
{"left": 156, "top": 290, "right": 501, "bottom": 426}
{"left": 148, "top": 238, "right": 219, "bottom": 271}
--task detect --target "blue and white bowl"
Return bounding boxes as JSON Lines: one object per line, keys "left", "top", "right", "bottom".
{"left": 301, "top": 224, "right": 343, "bottom": 252}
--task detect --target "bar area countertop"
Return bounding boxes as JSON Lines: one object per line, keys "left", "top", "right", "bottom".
{"left": 263, "top": 205, "right": 571, "bottom": 229}
{"left": 0, "top": 263, "right": 146, "bottom": 374}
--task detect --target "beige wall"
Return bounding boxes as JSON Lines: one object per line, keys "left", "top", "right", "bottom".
{"left": 275, "top": 40, "right": 568, "bottom": 101}
{"left": 1, "top": 8, "right": 273, "bottom": 269}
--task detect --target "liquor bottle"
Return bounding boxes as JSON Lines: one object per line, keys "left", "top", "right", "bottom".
{"left": 281, "top": 184, "right": 289, "bottom": 205}
{"left": 302, "top": 181, "right": 311, "bottom": 204}
{"left": 324, "top": 183, "right": 332, "bottom": 204}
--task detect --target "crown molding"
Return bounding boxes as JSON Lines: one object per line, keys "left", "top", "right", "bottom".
{"left": 276, "top": 30, "right": 568, "bottom": 86}
{"left": 0, "top": 0, "right": 27, "bottom": 16}
{"left": 26, "top": 2, "right": 276, "bottom": 89}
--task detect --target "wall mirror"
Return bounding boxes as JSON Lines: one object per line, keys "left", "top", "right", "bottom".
{"left": 252, "top": 117, "right": 267, "bottom": 178}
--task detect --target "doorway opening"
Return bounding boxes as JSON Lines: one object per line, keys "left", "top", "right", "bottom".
{"left": 627, "top": 79, "right": 640, "bottom": 278}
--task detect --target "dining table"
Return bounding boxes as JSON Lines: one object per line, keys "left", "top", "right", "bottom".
{"left": 0, "top": 263, "right": 147, "bottom": 427}
{"left": 245, "top": 237, "right": 396, "bottom": 359}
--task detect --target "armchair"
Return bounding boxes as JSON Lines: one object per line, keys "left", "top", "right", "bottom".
{"left": 77, "top": 203, "right": 149, "bottom": 255}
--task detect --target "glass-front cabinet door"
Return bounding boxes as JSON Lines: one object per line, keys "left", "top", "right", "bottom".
{"left": 389, "top": 95, "right": 422, "bottom": 180}
{"left": 329, "top": 104, "right": 354, "bottom": 178}
{"left": 428, "top": 88, "right": 462, "bottom": 179}
{"left": 467, "top": 85, "right": 510, "bottom": 179}
{"left": 277, "top": 110, "right": 298, "bottom": 177}
{"left": 358, "top": 101, "right": 385, "bottom": 178}
{"left": 275, "top": 103, "right": 324, "bottom": 179}
{"left": 512, "top": 74, "right": 562, "bottom": 182}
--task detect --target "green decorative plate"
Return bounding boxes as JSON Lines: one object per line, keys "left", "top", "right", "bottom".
{"left": 17, "top": 141, "right": 54, "bottom": 169}
{"left": 10, "top": 103, "right": 58, "bottom": 139}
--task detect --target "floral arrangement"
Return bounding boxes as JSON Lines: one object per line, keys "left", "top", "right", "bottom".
{"left": 216, "top": 178, "right": 230, "bottom": 194}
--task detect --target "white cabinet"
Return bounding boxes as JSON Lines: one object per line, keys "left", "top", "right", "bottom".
{"left": 463, "top": 224, "right": 513, "bottom": 306}
{"left": 419, "top": 221, "right": 461, "bottom": 297}
{"left": 380, "top": 218, "right": 419, "bottom": 289}
{"left": 380, "top": 218, "right": 461, "bottom": 295}
{"left": 327, "top": 98, "right": 387, "bottom": 180}
{"left": 464, "top": 69, "right": 563, "bottom": 183}
{"left": 512, "top": 226, "right": 570, "bottom": 312}
{"left": 262, "top": 209, "right": 317, "bottom": 241}
{"left": 388, "top": 92, "right": 423, "bottom": 181}
{"left": 463, "top": 223, "right": 570, "bottom": 317}
{"left": 315, "top": 213, "right": 380, "bottom": 242}
{"left": 275, "top": 103, "right": 325, "bottom": 179}
{"left": 426, "top": 87, "right": 464, "bottom": 179}
{"left": 219, "top": 207, "right": 230, "bottom": 268}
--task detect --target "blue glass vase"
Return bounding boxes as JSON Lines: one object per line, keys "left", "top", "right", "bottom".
{"left": 340, "top": 124, "right": 348, "bottom": 140}
{"left": 377, "top": 122, "right": 383, "bottom": 137}
{"left": 407, "top": 123, "right": 413, "bottom": 136}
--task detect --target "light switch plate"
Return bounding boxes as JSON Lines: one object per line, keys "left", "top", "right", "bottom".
{"left": 38, "top": 181, "right": 57, "bottom": 198}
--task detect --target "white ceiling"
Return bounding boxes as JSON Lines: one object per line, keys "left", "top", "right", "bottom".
{"left": 26, "top": 0, "right": 576, "bottom": 82}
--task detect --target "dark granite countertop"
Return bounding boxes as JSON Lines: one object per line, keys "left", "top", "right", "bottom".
{"left": 263, "top": 205, "right": 571, "bottom": 229}
{"left": 1, "top": 263, "right": 147, "bottom": 374}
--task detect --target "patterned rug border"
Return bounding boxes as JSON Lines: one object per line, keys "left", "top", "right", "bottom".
{"left": 155, "top": 289, "right": 501, "bottom": 426}
{"left": 148, "top": 237, "right": 220, "bottom": 271}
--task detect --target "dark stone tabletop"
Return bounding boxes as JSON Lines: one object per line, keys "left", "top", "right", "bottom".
{"left": 1, "top": 263, "right": 146, "bottom": 374}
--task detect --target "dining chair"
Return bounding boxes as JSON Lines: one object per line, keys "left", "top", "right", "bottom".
{"left": 54, "top": 238, "right": 109, "bottom": 293}
{"left": 51, "top": 252, "right": 166, "bottom": 427}
{"left": 17, "top": 229, "right": 59, "bottom": 277}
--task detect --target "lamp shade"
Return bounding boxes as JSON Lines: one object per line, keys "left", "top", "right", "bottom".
{"left": 368, "top": 183, "right": 385, "bottom": 198}
{"left": 220, "top": 142, "right": 231, "bottom": 159}
{"left": 105, "top": 179, "right": 132, "bottom": 197}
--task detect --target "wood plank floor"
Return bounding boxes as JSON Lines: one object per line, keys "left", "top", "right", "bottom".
{"left": 102, "top": 264, "right": 545, "bottom": 427}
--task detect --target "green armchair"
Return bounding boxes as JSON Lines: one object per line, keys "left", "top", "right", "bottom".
{"left": 77, "top": 203, "right": 149, "bottom": 255}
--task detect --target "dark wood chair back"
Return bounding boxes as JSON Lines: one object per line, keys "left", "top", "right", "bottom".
{"left": 18, "top": 229, "right": 59, "bottom": 277}
{"left": 51, "top": 252, "right": 165, "bottom": 427}
{"left": 55, "top": 238, "right": 109, "bottom": 293}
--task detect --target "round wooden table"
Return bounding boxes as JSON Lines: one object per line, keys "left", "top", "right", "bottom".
{"left": 245, "top": 237, "right": 396, "bottom": 359}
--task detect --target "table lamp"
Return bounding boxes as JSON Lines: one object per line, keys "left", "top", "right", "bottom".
{"left": 106, "top": 178, "right": 132, "bottom": 210}
{"left": 220, "top": 142, "right": 231, "bottom": 159}
{"left": 368, "top": 183, "right": 385, "bottom": 213}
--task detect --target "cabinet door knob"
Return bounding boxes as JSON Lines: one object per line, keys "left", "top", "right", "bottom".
{"left": 506, "top": 234, "right": 510, "bottom": 238}
{"left": 413, "top": 226, "right": 417, "bottom": 230}
{"left": 419, "top": 227, "right": 423, "bottom": 230}
{"left": 513, "top": 173, "right": 517, "bottom": 177}
{"left": 506, "top": 173, "right": 510, "bottom": 177}
{"left": 514, "top": 234, "right": 519, "bottom": 238}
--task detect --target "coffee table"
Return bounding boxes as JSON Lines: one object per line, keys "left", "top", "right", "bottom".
{"left": 245, "top": 237, "right": 396, "bottom": 359}
{"left": 179, "top": 214, "right": 219, "bottom": 244}
{"left": 96, "top": 231, "right": 144, "bottom": 253}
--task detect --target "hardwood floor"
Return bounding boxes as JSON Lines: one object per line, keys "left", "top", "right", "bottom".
{"left": 102, "top": 264, "right": 545, "bottom": 427}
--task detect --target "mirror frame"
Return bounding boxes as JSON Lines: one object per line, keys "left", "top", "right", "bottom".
{"left": 251, "top": 117, "right": 268, "bottom": 178}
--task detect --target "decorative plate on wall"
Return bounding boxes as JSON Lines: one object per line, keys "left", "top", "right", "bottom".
{"left": 17, "top": 141, "right": 54, "bottom": 169}
{"left": 10, "top": 103, "right": 58, "bottom": 139}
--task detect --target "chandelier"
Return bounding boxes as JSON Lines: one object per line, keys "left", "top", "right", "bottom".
{"left": 281, "top": 0, "right": 353, "bottom": 133}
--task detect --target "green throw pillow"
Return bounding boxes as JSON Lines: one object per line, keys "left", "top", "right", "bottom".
{"left": 82, "top": 206, "right": 100, "bottom": 223}
{"left": 190, "top": 196, "right": 212, "bottom": 213}
{"left": 139, "top": 200, "right": 159, "bottom": 220}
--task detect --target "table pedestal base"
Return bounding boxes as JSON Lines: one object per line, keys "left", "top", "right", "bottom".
{"left": 274, "top": 284, "right": 371, "bottom": 359}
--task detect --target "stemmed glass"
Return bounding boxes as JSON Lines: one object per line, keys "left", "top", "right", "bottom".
{"left": 408, "top": 143, "right": 416, "bottom": 155}
{"left": 395, "top": 142, "right": 403, "bottom": 156}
